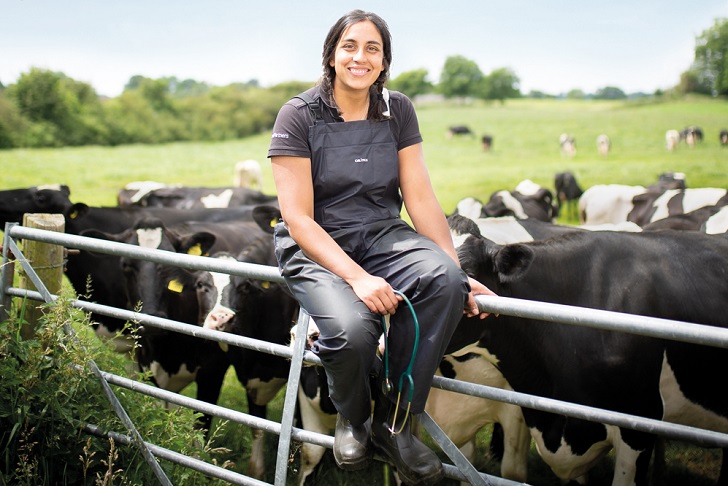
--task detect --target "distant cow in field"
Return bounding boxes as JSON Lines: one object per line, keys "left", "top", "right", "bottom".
{"left": 680, "top": 126, "right": 703, "bottom": 147}
{"left": 481, "top": 134, "right": 493, "bottom": 152}
{"left": 665, "top": 129, "right": 680, "bottom": 151}
{"left": 596, "top": 134, "right": 610, "bottom": 156}
{"left": 234, "top": 159, "right": 264, "bottom": 190}
{"left": 559, "top": 133, "right": 576, "bottom": 157}
{"left": 554, "top": 171, "right": 583, "bottom": 221}
{"left": 720, "top": 130, "right": 728, "bottom": 146}
{"left": 447, "top": 125, "right": 473, "bottom": 138}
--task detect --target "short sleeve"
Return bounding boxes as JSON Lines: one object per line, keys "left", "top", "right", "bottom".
{"left": 267, "top": 100, "right": 312, "bottom": 159}
{"left": 389, "top": 91, "right": 423, "bottom": 151}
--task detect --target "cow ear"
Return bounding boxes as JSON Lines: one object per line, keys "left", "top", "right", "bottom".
{"left": 66, "top": 203, "right": 88, "bottom": 220}
{"left": 180, "top": 232, "right": 216, "bottom": 256}
{"left": 493, "top": 243, "right": 535, "bottom": 282}
{"left": 252, "top": 205, "right": 282, "bottom": 234}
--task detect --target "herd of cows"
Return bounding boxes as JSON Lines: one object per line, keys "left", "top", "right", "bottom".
{"left": 1, "top": 173, "right": 727, "bottom": 485}
{"left": 447, "top": 124, "right": 728, "bottom": 158}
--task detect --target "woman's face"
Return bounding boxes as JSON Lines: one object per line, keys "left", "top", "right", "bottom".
{"left": 330, "top": 20, "right": 385, "bottom": 94}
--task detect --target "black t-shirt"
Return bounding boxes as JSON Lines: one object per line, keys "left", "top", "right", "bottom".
{"left": 267, "top": 85, "right": 423, "bottom": 159}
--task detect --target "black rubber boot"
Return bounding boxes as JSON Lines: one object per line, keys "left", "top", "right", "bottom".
{"left": 333, "top": 413, "right": 373, "bottom": 471}
{"left": 371, "top": 392, "right": 444, "bottom": 486}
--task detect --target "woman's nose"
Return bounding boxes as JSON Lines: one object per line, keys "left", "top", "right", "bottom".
{"left": 353, "top": 48, "right": 366, "bottom": 62}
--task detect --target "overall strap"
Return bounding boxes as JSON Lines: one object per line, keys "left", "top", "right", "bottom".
{"left": 293, "top": 92, "right": 325, "bottom": 125}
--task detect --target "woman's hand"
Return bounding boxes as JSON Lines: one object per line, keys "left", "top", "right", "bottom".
{"left": 464, "top": 277, "right": 497, "bottom": 319}
{"left": 349, "top": 274, "right": 403, "bottom": 315}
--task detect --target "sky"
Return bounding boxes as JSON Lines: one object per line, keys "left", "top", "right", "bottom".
{"left": 2, "top": 0, "right": 727, "bottom": 98}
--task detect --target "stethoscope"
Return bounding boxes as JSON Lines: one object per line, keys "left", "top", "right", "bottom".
{"left": 379, "top": 289, "right": 420, "bottom": 435}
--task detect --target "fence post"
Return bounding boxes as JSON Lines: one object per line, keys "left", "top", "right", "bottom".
{"left": 1, "top": 224, "right": 15, "bottom": 322}
{"left": 17, "top": 213, "right": 65, "bottom": 339}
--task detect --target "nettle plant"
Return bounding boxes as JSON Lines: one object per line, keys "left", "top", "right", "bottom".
{"left": 0, "top": 292, "right": 232, "bottom": 485}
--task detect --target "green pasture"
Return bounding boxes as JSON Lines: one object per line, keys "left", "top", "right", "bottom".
{"left": 1, "top": 96, "right": 725, "bottom": 485}
{"left": 2, "top": 95, "right": 727, "bottom": 224}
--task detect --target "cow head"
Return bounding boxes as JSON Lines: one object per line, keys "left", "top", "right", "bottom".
{"left": 457, "top": 235, "right": 535, "bottom": 291}
{"left": 0, "top": 185, "right": 73, "bottom": 226}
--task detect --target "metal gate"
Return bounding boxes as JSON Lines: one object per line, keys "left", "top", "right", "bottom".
{"left": 3, "top": 222, "right": 728, "bottom": 485}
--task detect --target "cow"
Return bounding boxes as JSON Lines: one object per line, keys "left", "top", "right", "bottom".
{"left": 451, "top": 229, "right": 728, "bottom": 486}
{"left": 447, "top": 125, "right": 474, "bottom": 138}
{"left": 578, "top": 173, "right": 686, "bottom": 226}
{"left": 720, "top": 130, "right": 728, "bottom": 146}
{"left": 559, "top": 133, "right": 576, "bottom": 157}
{"left": 482, "top": 180, "right": 558, "bottom": 222}
{"left": 234, "top": 159, "right": 264, "bottom": 190}
{"left": 61, "top": 203, "right": 281, "bottom": 351}
{"left": 642, "top": 205, "right": 726, "bottom": 232}
{"left": 596, "top": 134, "right": 610, "bottom": 157}
{"left": 631, "top": 187, "right": 728, "bottom": 227}
{"left": 199, "top": 239, "right": 297, "bottom": 479}
{"left": 117, "top": 183, "right": 278, "bottom": 209}
{"left": 680, "top": 126, "right": 703, "bottom": 147}
{"left": 665, "top": 129, "right": 680, "bottom": 151}
{"left": 554, "top": 171, "right": 584, "bottom": 221}
{"left": 481, "top": 134, "right": 493, "bottom": 152}
{"left": 0, "top": 184, "right": 74, "bottom": 227}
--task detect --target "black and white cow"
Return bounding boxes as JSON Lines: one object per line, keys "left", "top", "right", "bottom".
{"left": 118, "top": 183, "right": 278, "bottom": 209}
{"left": 454, "top": 180, "right": 558, "bottom": 223}
{"left": 484, "top": 180, "right": 558, "bottom": 222}
{"left": 450, "top": 229, "right": 728, "bottom": 485}
{"left": 631, "top": 188, "right": 728, "bottom": 227}
{"left": 559, "top": 133, "right": 576, "bottom": 157}
{"left": 720, "top": 130, "right": 728, "bottom": 146}
{"left": 680, "top": 126, "right": 703, "bottom": 147}
{"left": 642, "top": 205, "right": 727, "bottom": 233}
{"left": 579, "top": 173, "right": 686, "bottom": 226}
{"left": 0, "top": 184, "right": 74, "bottom": 227}
{"left": 198, "top": 239, "right": 297, "bottom": 479}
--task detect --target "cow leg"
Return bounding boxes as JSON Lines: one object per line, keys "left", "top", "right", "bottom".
{"left": 500, "top": 409, "right": 530, "bottom": 483}
{"left": 247, "top": 400, "right": 267, "bottom": 479}
{"left": 194, "top": 356, "right": 229, "bottom": 432}
{"left": 611, "top": 434, "right": 652, "bottom": 486}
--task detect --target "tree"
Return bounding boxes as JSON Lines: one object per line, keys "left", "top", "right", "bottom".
{"left": 482, "top": 68, "right": 520, "bottom": 101}
{"left": 593, "top": 86, "right": 627, "bottom": 100}
{"left": 566, "top": 89, "right": 586, "bottom": 99}
{"left": 438, "top": 55, "right": 484, "bottom": 99}
{"left": 677, "top": 68, "right": 712, "bottom": 95}
{"left": 389, "top": 69, "right": 433, "bottom": 98}
{"left": 694, "top": 18, "right": 728, "bottom": 96}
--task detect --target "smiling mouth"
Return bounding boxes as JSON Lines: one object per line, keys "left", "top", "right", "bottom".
{"left": 349, "top": 67, "right": 370, "bottom": 76}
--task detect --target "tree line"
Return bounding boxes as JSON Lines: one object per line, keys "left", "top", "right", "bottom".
{"left": 0, "top": 17, "right": 725, "bottom": 150}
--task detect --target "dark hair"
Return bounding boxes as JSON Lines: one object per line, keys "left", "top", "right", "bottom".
{"left": 320, "top": 10, "right": 392, "bottom": 120}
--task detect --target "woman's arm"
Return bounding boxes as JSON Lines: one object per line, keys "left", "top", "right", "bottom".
{"left": 271, "top": 155, "right": 401, "bottom": 314}
{"left": 398, "top": 143, "right": 496, "bottom": 318}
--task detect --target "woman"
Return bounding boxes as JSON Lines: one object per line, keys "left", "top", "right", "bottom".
{"left": 268, "top": 10, "right": 494, "bottom": 485}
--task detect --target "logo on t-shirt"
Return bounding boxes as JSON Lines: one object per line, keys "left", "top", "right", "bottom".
{"left": 354, "top": 158, "right": 368, "bottom": 163}
{"left": 272, "top": 132, "right": 289, "bottom": 139}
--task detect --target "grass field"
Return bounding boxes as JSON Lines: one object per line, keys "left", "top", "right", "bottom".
{"left": 2, "top": 95, "right": 726, "bottom": 485}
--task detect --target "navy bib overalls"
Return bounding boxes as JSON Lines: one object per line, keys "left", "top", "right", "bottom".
{"left": 274, "top": 93, "right": 469, "bottom": 426}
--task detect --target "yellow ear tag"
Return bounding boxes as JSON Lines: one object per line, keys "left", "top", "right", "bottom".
{"left": 70, "top": 210, "right": 79, "bottom": 219}
{"left": 261, "top": 281, "right": 270, "bottom": 289}
{"left": 167, "top": 279, "right": 184, "bottom": 293}
{"left": 187, "top": 243, "right": 202, "bottom": 256}
{"left": 218, "top": 342, "right": 229, "bottom": 352}
{"left": 270, "top": 218, "right": 278, "bottom": 228}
